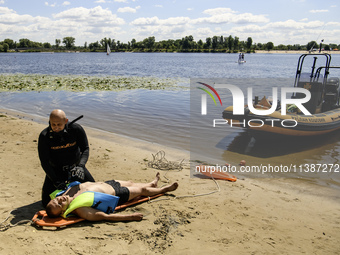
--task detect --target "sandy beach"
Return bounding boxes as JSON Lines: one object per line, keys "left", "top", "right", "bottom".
{"left": 1, "top": 109, "right": 340, "bottom": 255}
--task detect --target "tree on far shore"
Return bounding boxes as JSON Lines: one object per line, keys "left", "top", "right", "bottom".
{"left": 0, "top": 35, "right": 339, "bottom": 53}
{"left": 55, "top": 39, "right": 61, "bottom": 49}
{"left": 63, "top": 37, "right": 75, "bottom": 49}
{"left": 266, "top": 42, "right": 274, "bottom": 51}
{"left": 306, "top": 41, "right": 318, "bottom": 51}
{"left": 246, "top": 37, "right": 253, "bottom": 50}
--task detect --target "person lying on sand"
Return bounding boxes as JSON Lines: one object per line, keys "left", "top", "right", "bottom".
{"left": 46, "top": 173, "right": 178, "bottom": 222}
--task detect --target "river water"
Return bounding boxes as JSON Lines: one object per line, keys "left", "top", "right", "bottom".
{"left": 1, "top": 52, "right": 340, "bottom": 188}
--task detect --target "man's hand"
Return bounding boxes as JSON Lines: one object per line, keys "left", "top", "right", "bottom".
{"left": 69, "top": 166, "right": 85, "bottom": 182}
{"left": 130, "top": 213, "right": 143, "bottom": 221}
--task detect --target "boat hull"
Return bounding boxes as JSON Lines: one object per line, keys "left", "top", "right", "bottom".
{"left": 222, "top": 106, "right": 340, "bottom": 136}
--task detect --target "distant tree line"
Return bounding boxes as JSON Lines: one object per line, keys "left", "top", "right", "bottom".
{"left": 0, "top": 36, "right": 339, "bottom": 53}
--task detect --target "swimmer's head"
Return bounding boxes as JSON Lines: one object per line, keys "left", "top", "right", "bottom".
{"left": 46, "top": 195, "right": 70, "bottom": 218}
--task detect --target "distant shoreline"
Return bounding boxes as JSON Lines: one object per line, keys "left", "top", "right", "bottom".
{"left": 3, "top": 49, "right": 340, "bottom": 54}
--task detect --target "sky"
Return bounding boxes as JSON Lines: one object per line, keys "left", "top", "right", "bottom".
{"left": 0, "top": 0, "right": 339, "bottom": 46}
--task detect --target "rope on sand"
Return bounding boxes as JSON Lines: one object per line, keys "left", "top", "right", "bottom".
{"left": 147, "top": 150, "right": 184, "bottom": 171}
{"left": 147, "top": 151, "right": 220, "bottom": 203}
{"left": 175, "top": 172, "right": 221, "bottom": 199}
{"left": 148, "top": 171, "right": 221, "bottom": 204}
{"left": 0, "top": 210, "right": 32, "bottom": 231}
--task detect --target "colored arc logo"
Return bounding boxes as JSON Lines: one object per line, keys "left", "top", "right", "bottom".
{"left": 197, "top": 82, "right": 223, "bottom": 106}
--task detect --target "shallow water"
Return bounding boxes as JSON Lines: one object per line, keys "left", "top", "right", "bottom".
{"left": 1, "top": 52, "right": 340, "bottom": 188}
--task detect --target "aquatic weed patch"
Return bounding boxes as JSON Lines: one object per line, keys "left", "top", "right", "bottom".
{"left": 0, "top": 74, "right": 188, "bottom": 92}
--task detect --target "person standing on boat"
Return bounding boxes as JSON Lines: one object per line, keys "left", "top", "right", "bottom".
{"left": 38, "top": 109, "right": 95, "bottom": 207}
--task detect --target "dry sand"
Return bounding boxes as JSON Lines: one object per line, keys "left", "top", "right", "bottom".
{"left": 0, "top": 110, "right": 340, "bottom": 255}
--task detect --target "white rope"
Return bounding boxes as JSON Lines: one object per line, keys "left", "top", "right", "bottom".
{"left": 148, "top": 151, "right": 221, "bottom": 203}
{"left": 149, "top": 174, "right": 220, "bottom": 203}
{"left": 175, "top": 172, "right": 221, "bottom": 199}
{"left": 147, "top": 150, "right": 184, "bottom": 171}
{"left": 0, "top": 210, "right": 32, "bottom": 231}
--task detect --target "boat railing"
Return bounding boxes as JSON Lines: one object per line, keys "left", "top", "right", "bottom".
{"left": 315, "top": 66, "right": 340, "bottom": 79}
{"left": 292, "top": 53, "right": 333, "bottom": 113}
{"left": 294, "top": 53, "right": 331, "bottom": 87}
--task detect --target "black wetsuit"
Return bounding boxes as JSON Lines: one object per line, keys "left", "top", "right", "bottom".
{"left": 38, "top": 122, "right": 95, "bottom": 207}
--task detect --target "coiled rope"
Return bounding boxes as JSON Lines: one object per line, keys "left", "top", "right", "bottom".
{"left": 147, "top": 150, "right": 184, "bottom": 171}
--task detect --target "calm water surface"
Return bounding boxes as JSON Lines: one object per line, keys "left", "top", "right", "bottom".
{"left": 0, "top": 52, "right": 307, "bottom": 77}
{"left": 1, "top": 52, "right": 340, "bottom": 188}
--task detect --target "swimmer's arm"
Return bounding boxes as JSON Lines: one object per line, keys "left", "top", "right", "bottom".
{"left": 74, "top": 207, "right": 143, "bottom": 222}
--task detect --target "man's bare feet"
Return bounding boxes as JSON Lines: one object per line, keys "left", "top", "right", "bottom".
{"left": 150, "top": 172, "right": 160, "bottom": 187}
{"left": 163, "top": 182, "right": 178, "bottom": 192}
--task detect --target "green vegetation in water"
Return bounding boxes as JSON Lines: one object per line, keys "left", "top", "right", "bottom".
{"left": 0, "top": 74, "right": 188, "bottom": 92}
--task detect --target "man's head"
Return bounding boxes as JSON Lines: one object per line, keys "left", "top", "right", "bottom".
{"left": 49, "top": 109, "right": 68, "bottom": 133}
{"left": 46, "top": 195, "right": 70, "bottom": 218}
